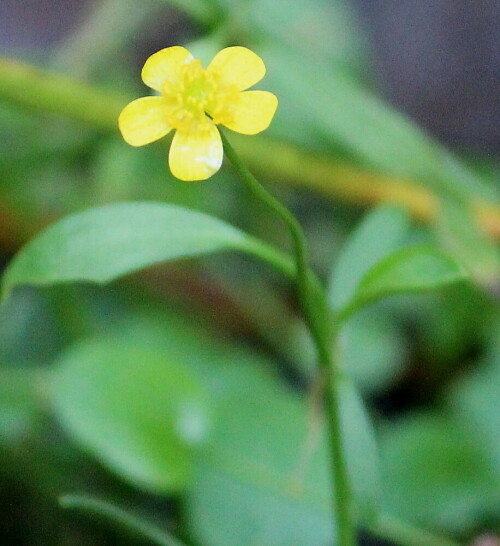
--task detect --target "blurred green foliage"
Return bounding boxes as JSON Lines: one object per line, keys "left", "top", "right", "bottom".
{"left": 0, "top": 0, "right": 499, "bottom": 544}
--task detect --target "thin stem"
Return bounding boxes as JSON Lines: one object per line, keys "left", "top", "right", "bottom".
{"left": 370, "top": 513, "right": 462, "bottom": 546}
{"left": 59, "top": 495, "right": 187, "bottom": 546}
{"left": 221, "top": 131, "right": 329, "bottom": 351}
{"left": 221, "top": 130, "right": 355, "bottom": 546}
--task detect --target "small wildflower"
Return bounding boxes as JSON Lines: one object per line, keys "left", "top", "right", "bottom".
{"left": 118, "top": 46, "right": 278, "bottom": 181}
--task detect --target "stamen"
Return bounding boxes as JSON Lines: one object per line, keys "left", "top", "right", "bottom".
{"left": 159, "top": 57, "right": 238, "bottom": 132}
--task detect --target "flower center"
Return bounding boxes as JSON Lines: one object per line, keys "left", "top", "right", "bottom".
{"left": 161, "top": 59, "right": 239, "bottom": 133}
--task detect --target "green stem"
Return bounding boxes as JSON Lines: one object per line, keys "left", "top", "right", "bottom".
{"left": 59, "top": 495, "right": 187, "bottom": 546}
{"left": 370, "top": 513, "right": 462, "bottom": 546}
{"left": 221, "top": 130, "right": 355, "bottom": 546}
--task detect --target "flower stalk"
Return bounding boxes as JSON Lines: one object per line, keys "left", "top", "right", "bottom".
{"left": 221, "top": 130, "right": 356, "bottom": 546}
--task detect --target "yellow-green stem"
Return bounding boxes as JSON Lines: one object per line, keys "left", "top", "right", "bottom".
{"left": 221, "top": 130, "right": 355, "bottom": 546}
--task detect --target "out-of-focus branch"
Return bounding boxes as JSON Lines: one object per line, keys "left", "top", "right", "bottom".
{"left": 0, "top": 56, "right": 499, "bottom": 242}
{"left": 0, "top": 57, "right": 125, "bottom": 129}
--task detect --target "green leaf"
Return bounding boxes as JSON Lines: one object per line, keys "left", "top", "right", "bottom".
{"left": 329, "top": 205, "right": 411, "bottom": 311}
{"left": 339, "top": 246, "right": 468, "bottom": 321}
{"left": 0, "top": 366, "right": 42, "bottom": 445}
{"left": 98, "top": 308, "right": 382, "bottom": 522}
{"left": 250, "top": 0, "right": 366, "bottom": 75}
{"left": 339, "top": 309, "right": 408, "bottom": 394}
{"left": 186, "top": 364, "right": 379, "bottom": 545}
{"left": 1, "top": 202, "right": 292, "bottom": 300}
{"left": 447, "top": 332, "right": 500, "bottom": 477}
{"left": 380, "top": 413, "right": 500, "bottom": 533}
{"left": 436, "top": 198, "right": 500, "bottom": 288}
{"left": 51, "top": 339, "right": 210, "bottom": 493}
{"left": 0, "top": 287, "right": 60, "bottom": 365}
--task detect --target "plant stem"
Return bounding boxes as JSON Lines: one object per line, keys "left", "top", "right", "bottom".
{"left": 221, "top": 130, "right": 355, "bottom": 546}
{"left": 59, "top": 495, "right": 187, "bottom": 546}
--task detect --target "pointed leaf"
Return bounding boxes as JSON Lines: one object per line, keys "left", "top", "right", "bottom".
{"left": 437, "top": 198, "right": 500, "bottom": 288}
{"left": 340, "top": 246, "right": 468, "bottom": 320}
{"left": 329, "top": 205, "right": 411, "bottom": 311}
{"left": 1, "top": 202, "right": 292, "bottom": 300}
{"left": 52, "top": 339, "right": 210, "bottom": 493}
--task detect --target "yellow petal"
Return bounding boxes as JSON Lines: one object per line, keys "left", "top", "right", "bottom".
{"left": 118, "top": 97, "right": 172, "bottom": 146}
{"left": 141, "top": 46, "right": 193, "bottom": 91}
{"left": 222, "top": 91, "right": 278, "bottom": 135}
{"left": 169, "top": 120, "right": 223, "bottom": 181}
{"left": 207, "top": 46, "right": 266, "bottom": 91}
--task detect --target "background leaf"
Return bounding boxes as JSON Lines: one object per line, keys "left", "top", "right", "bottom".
{"left": 186, "top": 363, "right": 379, "bottom": 546}
{"left": 338, "top": 308, "right": 408, "bottom": 394}
{"left": 338, "top": 374, "right": 380, "bottom": 521}
{"left": 52, "top": 339, "right": 210, "bottom": 493}
{"left": 250, "top": 0, "right": 366, "bottom": 76}
{"left": 447, "top": 331, "right": 500, "bottom": 478}
{"left": 0, "top": 366, "right": 42, "bottom": 445}
{"left": 340, "top": 246, "right": 468, "bottom": 320}
{"left": 328, "top": 205, "right": 411, "bottom": 311}
{"left": 436, "top": 198, "right": 500, "bottom": 287}
{"left": 1, "top": 202, "right": 291, "bottom": 300}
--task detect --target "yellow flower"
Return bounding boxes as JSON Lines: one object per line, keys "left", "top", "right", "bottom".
{"left": 118, "top": 46, "right": 278, "bottom": 181}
